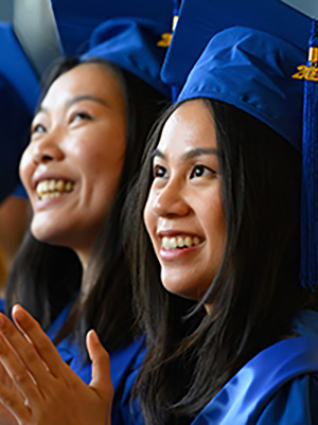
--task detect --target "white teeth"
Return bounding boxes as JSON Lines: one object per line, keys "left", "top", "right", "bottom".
{"left": 56, "top": 180, "right": 65, "bottom": 191}
{"left": 49, "top": 180, "right": 55, "bottom": 191}
{"left": 162, "top": 237, "right": 169, "bottom": 249}
{"left": 36, "top": 179, "right": 75, "bottom": 199}
{"left": 184, "top": 236, "right": 192, "bottom": 247}
{"left": 193, "top": 236, "right": 200, "bottom": 245}
{"left": 162, "top": 235, "right": 201, "bottom": 250}
{"left": 162, "top": 237, "right": 177, "bottom": 249}
{"left": 177, "top": 236, "right": 183, "bottom": 247}
{"left": 65, "top": 181, "right": 73, "bottom": 192}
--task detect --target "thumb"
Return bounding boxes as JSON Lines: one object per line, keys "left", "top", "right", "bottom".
{"left": 86, "top": 330, "right": 114, "bottom": 403}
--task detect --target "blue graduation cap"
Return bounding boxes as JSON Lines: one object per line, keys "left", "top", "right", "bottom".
{"left": 0, "top": 22, "right": 40, "bottom": 202}
{"left": 162, "top": 0, "right": 318, "bottom": 289}
{"left": 82, "top": 17, "right": 171, "bottom": 98}
{"left": 162, "top": 0, "right": 313, "bottom": 94}
{"left": 51, "top": 0, "right": 174, "bottom": 55}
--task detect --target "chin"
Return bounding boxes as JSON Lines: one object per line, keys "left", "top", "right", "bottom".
{"left": 31, "top": 222, "right": 67, "bottom": 247}
{"left": 161, "top": 270, "right": 212, "bottom": 302}
{"left": 161, "top": 280, "right": 200, "bottom": 301}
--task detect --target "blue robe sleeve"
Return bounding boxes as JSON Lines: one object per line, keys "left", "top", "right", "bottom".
{"left": 111, "top": 344, "right": 146, "bottom": 425}
{"left": 47, "top": 304, "right": 146, "bottom": 424}
{"left": 257, "top": 373, "right": 318, "bottom": 425}
{"left": 0, "top": 299, "right": 5, "bottom": 314}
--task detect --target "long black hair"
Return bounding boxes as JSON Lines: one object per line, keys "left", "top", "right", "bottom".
{"left": 5, "top": 57, "right": 167, "bottom": 354}
{"left": 125, "top": 98, "right": 318, "bottom": 424}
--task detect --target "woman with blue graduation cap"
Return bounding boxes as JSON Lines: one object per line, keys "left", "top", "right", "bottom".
{"left": 0, "top": 1, "right": 318, "bottom": 425}
{"left": 129, "top": 0, "right": 318, "bottom": 423}
{"left": 0, "top": 14, "right": 170, "bottom": 425}
{"left": 128, "top": 0, "right": 318, "bottom": 423}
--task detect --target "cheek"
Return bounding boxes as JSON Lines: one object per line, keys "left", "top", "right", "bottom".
{"left": 19, "top": 149, "right": 34, "bottom": 193}
{"left": 205, "top": 195, "right": 226, "bottom": 256}
{"left": 143, "top": 200, "right": 152, "bottom": 237}
{"left": 73, "top": 129, "right": 126, "bottom": 180}
{"left": 143, "top": 195, "right": 157, "bottom": 246}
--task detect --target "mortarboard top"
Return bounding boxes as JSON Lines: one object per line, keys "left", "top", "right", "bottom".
{"left": 164, "top": 0, "right": 318, "bottom": 289}
{"left": 161, "top": 0, "right": 312, "bottom": 93}
{"left": 51, "top": 0, "right": 174, "bottom": 56}
{"left": 82, "top": 17, "right": 171, "bottom": 98}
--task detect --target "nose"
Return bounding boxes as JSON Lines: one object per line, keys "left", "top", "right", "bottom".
{"left": 152, "top": 178, "right": 190, "bottom": 218}
{"left": 31, "top": 131, "right": 64, "bottom": 165}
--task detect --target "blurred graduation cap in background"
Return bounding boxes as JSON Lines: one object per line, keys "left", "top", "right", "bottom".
{"left": 11, "top": 0, "right": 175, "bottom": 73}
{"left": 82, "top": 17, "right": 171, "bottom": 97}
{"left": 0, "top": 21, "right": 40, "bottom": 202}
{"left": 161, "top": 0, "right": 318, "bottom": 289}
{"left": 0, "top": 0, "right": 175, "bottom": 202}
{"left": 50, "top": 0, "right": 174, "bottom": 55}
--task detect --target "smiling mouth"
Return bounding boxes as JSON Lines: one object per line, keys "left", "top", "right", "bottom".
{"left": 36, "top": 179, "right": 75, "bottom": 200}
{"left": 161, "top": 235, "right": 202, "bottom": 250}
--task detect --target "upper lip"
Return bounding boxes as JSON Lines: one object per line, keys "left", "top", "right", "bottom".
{"left": 32, "top": 171, "right": 76, "bottom": 191}
{"left": 157, "top": 229, "right": 203, "bottom": 239}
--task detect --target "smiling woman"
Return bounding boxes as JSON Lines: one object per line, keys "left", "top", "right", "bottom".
{"left": 144, "top": 100, "right": 226, "bottom": 302}
{"left": 121, "top": 6, "right": 318, "bottom": 422}
{"left": 3, "top": 17, "right": 168, "bottom": 425}
{"left": 126, "top": 94, "right": 318, "bottom": 425}
{"left": 20, "top": 63, "right": 127, "bottom": 265}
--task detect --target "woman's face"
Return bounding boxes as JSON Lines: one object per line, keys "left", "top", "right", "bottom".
{"left": 144, "top": 99, "right": 226, "bottom": 301}
{"left": 20, "top": 63, "right": 127, "bottom": 259}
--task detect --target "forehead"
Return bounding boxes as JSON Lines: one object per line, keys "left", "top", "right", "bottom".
{"left": 157, "top": 99, "right": 217, "bottom": 154}
{"left": 41, "top": 62, "right": 125, "bottom": 108}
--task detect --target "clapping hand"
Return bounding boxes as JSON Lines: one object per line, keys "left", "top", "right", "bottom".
{"left": 0, "top": 305, "right": 113, "bottom": 425}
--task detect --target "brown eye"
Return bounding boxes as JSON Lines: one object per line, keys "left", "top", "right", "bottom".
{"left": 153, "top": 164, "right": 167, "bottom": 178}
{"left": 190, "top": 165, "right": 216, "bottom": 179}
{"left": 31, "top": 123, "right": 46, "bottom": 135}
{"left": 70, "top": 112, "right": 93, "bottom": 125}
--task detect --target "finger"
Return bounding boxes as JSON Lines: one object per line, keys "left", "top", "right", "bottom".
{"left": 0, "top": 335, "right": 42, "bottom": 404}
{"left": 0, "top": 358, "right": 25, "bottom": 402}
{"left": 11, "top": 305, "right": 64, "bottom": 378}
{"left": 86, "top": 331, "right": 113, "bottom": 403}
{"left": 0, "top": 312, "right": 54, "bottom": 386}
{"left": 0, "top": 402, "right": 20, "bottom": 425}
{"left": 0, "top": 381, "right": 31, "bottom": 425}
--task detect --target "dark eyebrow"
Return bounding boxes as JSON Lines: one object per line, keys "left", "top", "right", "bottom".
{"left": 181, "top": 147, "right": 218, "bottom": 160}
{"left": 151, "top": 149, "right": 165, "bottom": 160}
{"left": 151, "top": 147, "right": 218, "bottom": 161}
{"left": 65, "top": 94, "right": 110, "bottom": 108}
{"left": 35, "top": 94, "right": 110, "bottom": 115}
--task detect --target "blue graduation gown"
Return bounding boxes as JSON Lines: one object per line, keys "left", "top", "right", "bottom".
{"left": 46, "top": 303, "right": 145, "bottom": 425}
{"left": 192, "top": 310, "right": 318, "bottom": 425}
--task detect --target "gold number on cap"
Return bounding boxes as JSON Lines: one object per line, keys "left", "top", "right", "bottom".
{"left": 292, "top": 47, "right": 318, "bottom": 82}
{"left": 292, "top": 65, "right": 318, "bottom": 82}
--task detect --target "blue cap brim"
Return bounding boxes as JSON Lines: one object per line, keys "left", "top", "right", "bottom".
{"left": 82, "top": 18, "right": 171, "bottom": 98}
